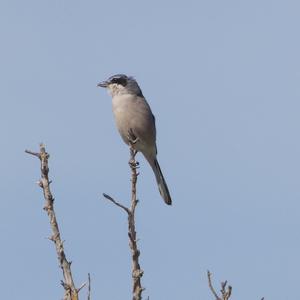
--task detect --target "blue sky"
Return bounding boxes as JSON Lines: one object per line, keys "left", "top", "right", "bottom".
{"left": 1, "top": 1, "right": 300, "bottom": 299}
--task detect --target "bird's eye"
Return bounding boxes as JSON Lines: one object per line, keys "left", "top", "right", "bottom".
{"left": 111, "top": 77, "right": 127, "bottom": 86}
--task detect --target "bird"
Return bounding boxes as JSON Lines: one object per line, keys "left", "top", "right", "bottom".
{"left": 97, "top": 74, "right": 172, "bottom": 205}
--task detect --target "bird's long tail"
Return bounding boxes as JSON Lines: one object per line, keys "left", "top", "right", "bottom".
{"left": 146, "top": 156, "right": 172, "bottom": 205}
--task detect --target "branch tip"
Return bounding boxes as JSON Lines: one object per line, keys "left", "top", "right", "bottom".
{"left": 87, "top": 273, "right": 91, "bottom": 300}
{"left": 207, "top": 270, "right": 232, "bottom": 300}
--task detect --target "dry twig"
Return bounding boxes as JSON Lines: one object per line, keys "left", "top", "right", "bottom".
{"left": 103, "top": 134, "right": 144, "bottom": 300}
{"left": 87, "top": 273, "right": 91, "bottom": 300}
{"left": 207, "top": 271, "right": 232, "bottom": 300}
{"left": 26, "top": 144, "right": 81, "bottom": 300}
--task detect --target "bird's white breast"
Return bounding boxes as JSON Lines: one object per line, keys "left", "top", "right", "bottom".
{"left": 112, "top": 94, "right": 138, "bottom": 143}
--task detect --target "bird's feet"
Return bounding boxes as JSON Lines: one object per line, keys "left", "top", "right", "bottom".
{"left": 127, "top": 128, "right": 139, "bottom": 169}
{"left": 127, "top": 128, "right": 139, "bottom": 145}
{"left": 129, "top": 159, "right": 139, "bottom": 169}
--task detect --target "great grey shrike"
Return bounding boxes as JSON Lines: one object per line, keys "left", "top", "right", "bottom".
{"left": 97, "top": 74, "right": 172, "bottom": 205}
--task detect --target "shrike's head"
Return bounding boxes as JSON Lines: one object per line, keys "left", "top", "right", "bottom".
{"left": 97, "top": 74, "right": 143, "bottom": 97}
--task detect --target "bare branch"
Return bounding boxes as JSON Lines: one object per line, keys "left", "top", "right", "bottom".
{"left": 128, "top": 145, "right": 144, "bottom": 300}
{"left": 87, "top": 273, "right": 91, "bottom": 300}
{"left": 26, "top": 144, "right": 79, "bottom": 300}
{"left": 77, "top": 282, "right": 87, "bottom": 293}
{"left": 103, "top": 136, "right": 144, "bottom": 300}
{"left": 207, "top": 271, "right": 232, "bottom": 300}
{"left": 25, "top": 149, "right": 40, "bottom": 158}
{"left": 207, "top": 271, "right": 221, "bottom": 300}
{"left": 103, "top": 193, "right": 130, "bottom": 214}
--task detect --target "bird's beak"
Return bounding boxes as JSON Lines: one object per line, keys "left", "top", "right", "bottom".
{"left": 97, "top": 81, "right": 109, "bottom": 88}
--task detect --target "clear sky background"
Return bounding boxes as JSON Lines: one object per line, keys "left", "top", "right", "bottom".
{"left": 1, "top": 1, "right": 300, "bottom": 299}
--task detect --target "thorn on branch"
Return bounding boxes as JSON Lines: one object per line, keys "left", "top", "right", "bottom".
{"left": 36, "top": 180, "right": 43, "bottom": 188}
{"left": 61, "top": 280, "right": 67, "bottom": 288}
{"left": 48, "top": 235, "right": 55, "bottom": 242}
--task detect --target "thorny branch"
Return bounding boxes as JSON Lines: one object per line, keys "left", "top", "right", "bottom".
{"left": 207, "top": 271, "right": 232, "bottom": 300}
{"left": 25, "top": 144, "right": 87, "bottom": 300}
{"left": 103, "top": 132, "right": 144, "bottom": 300}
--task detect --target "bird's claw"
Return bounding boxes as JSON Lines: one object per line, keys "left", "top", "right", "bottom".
{"left": 129, "top": 159, "right": 139, "bottom": 169}
{"left": 127, "top": 128, "right": 139, "bottom": 145}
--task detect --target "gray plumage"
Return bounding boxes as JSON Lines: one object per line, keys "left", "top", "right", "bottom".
{"left": 97, "top": 74, "right": 172, "bottom": 205}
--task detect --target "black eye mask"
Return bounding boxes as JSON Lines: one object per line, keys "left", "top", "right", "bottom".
{"left": 111, "top": 77, "right": 127, "bottom": 86}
